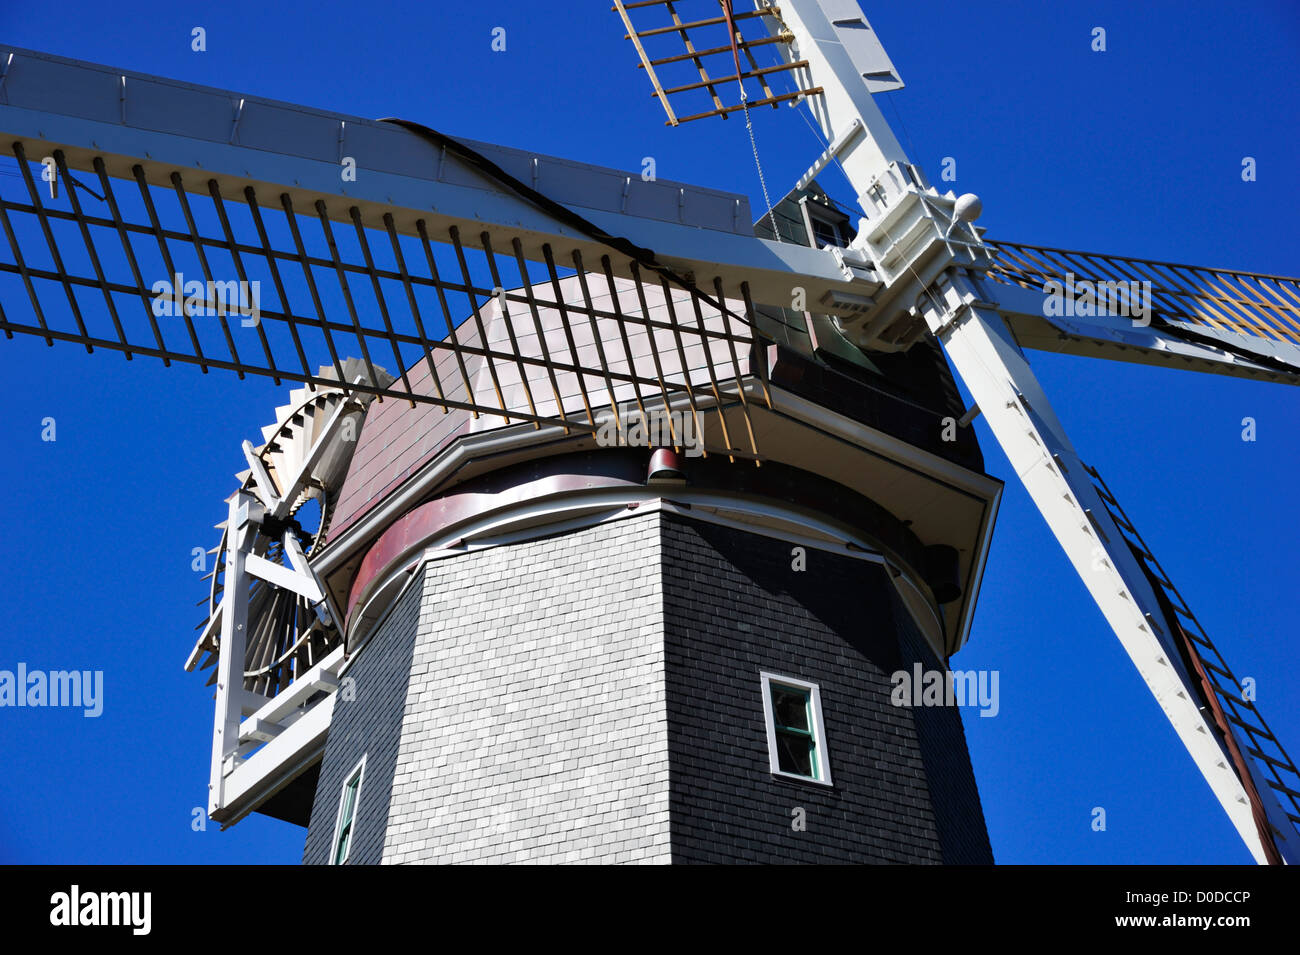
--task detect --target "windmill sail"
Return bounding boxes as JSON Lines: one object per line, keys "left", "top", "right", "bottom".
{"left": 1085, "top": 464, "right": 1300, "bottom": 863}
{"left": 984, "top": 240, "right": 1300, "bottom": 384}
{"left": 0, "top": 46, "right": 773, "bottom": 462}
{"left": 914, "top": 266, "right": 1300, "bottom": 863}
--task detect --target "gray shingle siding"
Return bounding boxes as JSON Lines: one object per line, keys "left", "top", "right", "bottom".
{"left": 381, "top": 514, "right": 672, "bottom": 864}
{"left": 302, "top": 574, "right": 423, "bottom": 865}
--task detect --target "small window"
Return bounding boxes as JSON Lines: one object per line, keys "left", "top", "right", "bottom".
{"left": 331, "top": 756, "right": 366, "bottom": 865}
{"left": 760, "top": 673, "right": 832, "bottom": 785}
{"left": 799, "top": 196, "right": 851, "bottom": 250}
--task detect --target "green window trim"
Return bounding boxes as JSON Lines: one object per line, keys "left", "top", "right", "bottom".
{"left": 772, "top": 685, "right": 819, "bottom": 778}
{"left": 332, "top": 758, "right": 365, "bottom": 865}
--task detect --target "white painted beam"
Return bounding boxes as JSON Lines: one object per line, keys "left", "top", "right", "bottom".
{"left": 989, "top": 281, "right": 1300, "bottom": 385}
{"left": 209, "top": 492, "right": 253, "bottom": 817}
{"left": 218, "top": 694, "right": 336, "bottom": 822}
{"left": 240, "top": 440, "right": 282, "bottom": 511}
{"left": 767, "top": 1, "right": 911, "bottom": 209}
{"left": 245, "top": 552, "right": 324, "bottom": 604}
{"left": 0, "top": 44, "right": 880, "bottom": 311}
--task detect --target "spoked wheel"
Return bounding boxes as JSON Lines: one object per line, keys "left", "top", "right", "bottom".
{"left": 187, "top": 359, "right": 392, "bottom": 699}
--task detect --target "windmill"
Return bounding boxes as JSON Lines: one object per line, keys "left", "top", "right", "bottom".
{"left": 0, "top": 1, "right": 1295, "bottom": 864}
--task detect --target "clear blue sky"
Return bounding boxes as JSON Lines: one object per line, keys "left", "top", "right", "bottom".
{"left": 0, "top": 0, "right": 1296, "bottom": 864}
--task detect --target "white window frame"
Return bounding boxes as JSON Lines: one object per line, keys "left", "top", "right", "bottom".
{"left": 798, "top": 196, "right": 850, "bottom": 250}
{"left": 760, "top": 672, "right": 833, "bottom": 786}
{"left": 330, "top": 754, "right": 367, "bottom": 865}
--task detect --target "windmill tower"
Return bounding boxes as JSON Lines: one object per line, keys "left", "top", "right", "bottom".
{"left": 0, "top": 0, "right": 1296, "bottom": 864}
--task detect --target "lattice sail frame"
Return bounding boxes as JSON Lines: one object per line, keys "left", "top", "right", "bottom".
{"left": 987, "top": 240, "right": 1300, "bottom": 352}
{"left": 1085, "top": 464, "right": 1300, "bottom": 849}
{"left": 0, "top": 144, "right": 766, "bottom": 462}
{"left": 0, "top": 41, "right": 811, "bottom": 825}
{"left": 614, "top": 0, "right": 817, "bottom": 124}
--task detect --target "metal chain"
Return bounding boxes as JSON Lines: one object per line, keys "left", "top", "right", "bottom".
{"left": 740, "top": 94, "right": 781, "bottom": 243}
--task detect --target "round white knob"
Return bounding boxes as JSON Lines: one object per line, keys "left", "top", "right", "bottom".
{"left": 953, "top": 193, "right": 983, "bottom": 222}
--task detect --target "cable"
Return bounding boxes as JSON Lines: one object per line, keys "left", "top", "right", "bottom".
{"left": 378, "top": 117, "right": 750, "bottom": 325}
{"left": 884, "top": 92, "right": 920, "bottom": 171}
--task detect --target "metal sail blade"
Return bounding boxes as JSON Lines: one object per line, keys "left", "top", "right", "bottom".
{"left": 612, "top": 0, "right": 831, "bottom": 126}
{"left": 613, "top": 2, "right": 907, "bottom": 186}
{"left": 983, "top": 239, "right": 1300, "bottom": 385}
{"left": 915, "top": 270, "right": 1300, "bottom": 864}
{"left": 613, "top": 0, "right": 903, "bottom": 124}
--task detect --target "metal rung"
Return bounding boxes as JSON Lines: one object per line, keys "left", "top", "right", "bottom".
{"left": 628, "top": 8, "right": 771, "bottom": 38}
{"left": 1092, "top": 501, "right": 1137, "bottom": 539}
{"left": 1207, "top": 678, "right": 1247, "bottom": 707}
{"left": 1247, "top": 747, "right": 1294, "bottom": 772}
{"left": 1268, "top": 779, "right": 1300, "bottom": 800}
{"left": 1227, "top": 711, "right": 1275, "bottom": 742}
{"left": 1148, "top": 570, "right": 1178, "bottom": 592}
{"left": 641, "top": 34, "right": 788, "bottom": 68}
{"left": 1112, "top": 515, "right": 1138, "bottom": 537}
{"left": 1200, "top": 657, "right": 1235, "bottom": 681}
{"left": 1083, "top": 508, "right": 1110, "bottom": 543}
{"left": 1181, "top": 622, "right": 1216, "bottom": 646}
{"left": 660, "top": 60, "right": 809, "bottom": 97}
{"left": 1092, "top": 485, "right": 1119, "bottom": 508}
{"left": 674, "top": 88, "right": 823, "bottom": 124}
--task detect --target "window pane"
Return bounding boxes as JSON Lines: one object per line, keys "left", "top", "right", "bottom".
{"left": 772, "top": 687, "right": 810, "bottom": 731}
{"left": 776, "top": 730, "right": 815, "bottom": 777}
{"left": 334, "top": 771, "right": 361, "bottom": 863}
{"left": 811, "top": 218, "right": 841, "bottom": 248}
{"left": 334, "top": 824, "right": 351, "bottom": 865}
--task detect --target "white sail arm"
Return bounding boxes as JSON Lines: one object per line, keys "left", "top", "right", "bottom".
{"left": 988, "top": 281, "right": 1300, "bottom": 384}
{"left": 918, "top": 270, "right": 1299, "bottom": 864}
{"left": 762, "top": 0, "right": 910, "bottom": 202}
{"left": 0, "top": 43, "right": 877, "bottom": 313}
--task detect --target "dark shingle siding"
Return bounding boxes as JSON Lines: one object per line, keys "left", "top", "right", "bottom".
{"left": 301, "top": 571, "right": 423, "bottom": 865}
{"left": 661, "top": 514, "right": 988, "bottom": 863}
